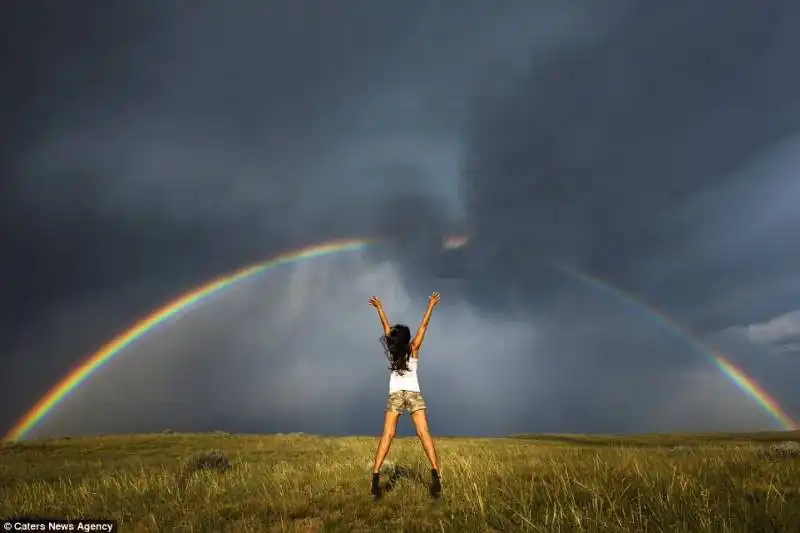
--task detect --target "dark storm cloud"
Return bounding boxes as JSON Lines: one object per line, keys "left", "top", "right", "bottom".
{"left": 1, "top": 0, "right": 605, "bottom": 320}
{"left": 3, "top": 1, "right": 800, "bottom": 438}
{"left": 459, "top": 0, "right": 800, "bottom": 428}
{"left": 464, "top": 1, "right": 800, "bottom": 325}
{"left": 1, "top": 0, "right": 537, "bottom": 310}
{"left": 2, "top": 0, "right": 600, "bottom": 436}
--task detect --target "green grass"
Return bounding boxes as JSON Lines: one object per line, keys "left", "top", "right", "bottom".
{"left": 2, "top": 431, "right": 800, "bottom": 532}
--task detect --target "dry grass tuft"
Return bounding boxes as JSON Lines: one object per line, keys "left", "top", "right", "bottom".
{"left": 761, "top": 440, "right": 800, "bottom": 459}
{"left": 185, "top": 449, "right": 233, "bottom": 473}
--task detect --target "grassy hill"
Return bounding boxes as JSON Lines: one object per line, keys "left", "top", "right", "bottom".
{"left": 2, "top": 431, "right": 799, "bottom": 532}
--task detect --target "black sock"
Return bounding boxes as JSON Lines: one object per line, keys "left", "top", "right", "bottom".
{"left": 431, "top": 469, "right": 439, "bottom": 479}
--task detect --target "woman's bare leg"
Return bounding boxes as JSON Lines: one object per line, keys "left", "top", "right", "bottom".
{"left": 411, "top": 408, "right": 441, "bottom": 497}
{"left": 410, "top": 409, "right": 439, "bottom": 471}
{"left": 372, "top": 411, "right": 401, "bottom": 474}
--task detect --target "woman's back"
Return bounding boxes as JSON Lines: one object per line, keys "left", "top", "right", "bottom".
{"left": 389, "top": 355, "right": 420, "bottom": 393}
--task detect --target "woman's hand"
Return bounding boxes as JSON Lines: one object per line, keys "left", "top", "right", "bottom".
{"left": 369, "top": 296, "right": 391, "bottom": 334}
{"left": 428, "top": 292, "right": 441, "bottom": 308}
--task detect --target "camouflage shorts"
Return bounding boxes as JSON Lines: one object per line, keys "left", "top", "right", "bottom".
{"left": 386, "top": 391, "right": 427, "bottom": 414}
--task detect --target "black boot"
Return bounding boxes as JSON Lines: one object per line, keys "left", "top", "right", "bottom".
{"left": 371, "top": 473, "right": 381, "bottom": 499}
{"left": 430, "top": 469, "right": 441, "bottom": 498}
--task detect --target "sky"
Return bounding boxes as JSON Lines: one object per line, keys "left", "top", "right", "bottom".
{"left": 2, "top": 0, "right": 799, "bottom": 439}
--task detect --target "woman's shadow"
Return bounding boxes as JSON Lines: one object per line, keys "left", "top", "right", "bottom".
{"left": 381, "top": 465, "right": 428, "bottom": 495}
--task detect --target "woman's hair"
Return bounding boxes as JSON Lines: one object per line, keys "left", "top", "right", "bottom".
{"left": 381, "top": 324, "right": 412, "bottom": 374}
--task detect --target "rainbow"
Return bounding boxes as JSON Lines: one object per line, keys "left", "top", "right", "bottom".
{"left": 550, "top": 262, "right": 798, "bottom": 431}
{"left": 4, "top": 237, "right": 796, "bottom": 440}
{"left": 713, "top": 356, "right": 797, "bottom": 430}
{"left": 4, "top": 238, "right": 373, "bottom": 441}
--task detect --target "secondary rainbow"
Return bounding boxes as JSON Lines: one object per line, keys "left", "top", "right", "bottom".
{"left": 550, "top": 262, "right": 798, "bottom": 431}
{"left": 4, "top": 238, "right": 373, "bottom": 441}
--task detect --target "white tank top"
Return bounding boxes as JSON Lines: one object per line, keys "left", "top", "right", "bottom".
{"left": 388, "top": 356, "right": 420, "bottom": 393}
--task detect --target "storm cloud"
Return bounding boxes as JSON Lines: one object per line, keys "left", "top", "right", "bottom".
{"left": 2, "top": 0, "right": 799, "bottom": 439}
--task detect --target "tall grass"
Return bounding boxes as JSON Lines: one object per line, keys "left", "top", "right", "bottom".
{"left": 2, "top": 432, "right": 799, "bottom": 532}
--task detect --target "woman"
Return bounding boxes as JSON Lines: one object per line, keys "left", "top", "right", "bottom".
{"left": 367, "top": 292, "right": 442, "bottom": 499}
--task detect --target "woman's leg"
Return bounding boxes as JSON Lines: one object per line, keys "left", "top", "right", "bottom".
{"left": 372, "top": 410, "right": 401, "bottom": 474}
{"left": 410, "top": 409, "right": 439, "bottom": 471}
{"left": 411, "top": 408, "right": 441, "bottom": 497}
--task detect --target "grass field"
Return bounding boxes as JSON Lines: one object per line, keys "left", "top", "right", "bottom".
{"left": 2, "top": 431, "right": 800, "bottom": 532}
